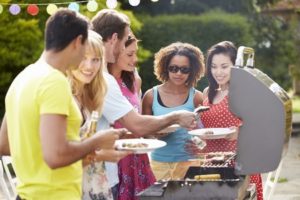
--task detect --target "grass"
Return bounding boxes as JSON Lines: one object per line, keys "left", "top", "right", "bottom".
{"left": 292, "top": 95, "right": 300, "bottom": 113}
{"left": 271, "top": 177, "right": 288, "bottom": 183}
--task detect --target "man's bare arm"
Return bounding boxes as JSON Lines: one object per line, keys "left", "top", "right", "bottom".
{"left": 0, "top": 114, "right": 10, "bottom": 155}
{"left": 118, "top": 109, "right": 196, "bottom": 137}
{"left": 40, "top": 114, "right": 124, "bottom": 169}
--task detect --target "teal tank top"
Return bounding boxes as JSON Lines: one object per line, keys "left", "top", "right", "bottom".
{"left": 151, "top": 86, "right": 195, "bottom": 162}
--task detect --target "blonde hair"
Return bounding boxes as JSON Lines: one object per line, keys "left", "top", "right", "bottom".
{"left": 68, "top": 30, "right": 107, "bottom": 113}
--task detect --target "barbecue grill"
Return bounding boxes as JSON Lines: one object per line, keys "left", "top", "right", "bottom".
{"left": 138, "top": 46, "right": 292, "bottom": 200}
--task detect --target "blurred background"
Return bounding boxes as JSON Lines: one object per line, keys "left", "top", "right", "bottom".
{"left": 0, "top": 0, "right": 299, "bottom": 116}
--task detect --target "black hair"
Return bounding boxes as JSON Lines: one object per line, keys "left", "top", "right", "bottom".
{"left": 206, "top": 41, "right": 237, "bottom": 103}
{"left": 45, "top": 8, "right": 88, "bottom": 52}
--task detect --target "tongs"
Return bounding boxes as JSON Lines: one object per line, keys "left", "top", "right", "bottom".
{"left": 194, "top": 106, "right": 210, "bottom": 121}
{"left": 194, "top": 106, "right": 210, "bottom": 114}
{"left": 224, "top": 153, "right": 237, "bottom": 164}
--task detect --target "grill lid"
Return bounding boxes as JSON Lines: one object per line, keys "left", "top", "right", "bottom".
{"left": 229, "top": 46, "right": 292, "bottom": 175}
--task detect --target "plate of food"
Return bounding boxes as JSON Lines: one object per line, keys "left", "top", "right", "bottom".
{"left": 115, "top": 138, "right": 167, "bottom": 154}
{"left": 157, "top": 124, "right": 180, "bottom": 134}
{"left": 188, "top": 128, "right": 235, "bottom": 139}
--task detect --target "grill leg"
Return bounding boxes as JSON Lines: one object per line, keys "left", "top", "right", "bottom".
{"left": 263, "top": 160, "right": 283, "bottom": 200}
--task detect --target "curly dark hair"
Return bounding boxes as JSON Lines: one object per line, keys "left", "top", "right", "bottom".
{"left": 154, "top": 42, "right": 205, "bottom": 87}
{"left": 206, "top": 41, "right": 237, "bottom": 104}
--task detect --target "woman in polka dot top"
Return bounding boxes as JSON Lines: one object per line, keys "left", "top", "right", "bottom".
{"left": 200, "top": 41, "right": 263, "bottom": 200}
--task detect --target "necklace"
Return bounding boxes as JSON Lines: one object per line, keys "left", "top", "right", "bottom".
{"left": 216, "top": 84, "right": 228, "bottom": 92}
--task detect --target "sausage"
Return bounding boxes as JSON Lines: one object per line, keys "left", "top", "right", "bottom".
{"left": 194, "top": 174, "right": 221, "bottom": 180}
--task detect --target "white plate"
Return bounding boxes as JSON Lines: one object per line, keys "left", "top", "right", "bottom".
{"left": 188, "top": 128, "right": 235, "bottom": 139}
{"left": 115, "top": 138, "right": 167, "bottom": 154}
{"left": 157, "top": 124, "right": 180, "bottom": 134}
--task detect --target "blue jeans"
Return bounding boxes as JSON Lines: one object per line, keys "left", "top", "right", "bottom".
{"left": 111, "top": 183, "right": 119, "bottom": 200}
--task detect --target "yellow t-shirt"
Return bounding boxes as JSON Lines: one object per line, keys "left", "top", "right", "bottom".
{"left": 5, "top": 59, "right": 82, "bottom": 200}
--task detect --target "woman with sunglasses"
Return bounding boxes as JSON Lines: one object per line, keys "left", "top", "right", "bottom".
{"left": 142, "top": 42, "right": 205, "bottom": 180}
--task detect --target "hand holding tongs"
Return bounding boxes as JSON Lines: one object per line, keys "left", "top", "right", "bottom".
{"left": 194, "top": 106, "right": 210, "bottom": 114}
{"left": 194, "top": 106, "right": 210, "bottom": 121}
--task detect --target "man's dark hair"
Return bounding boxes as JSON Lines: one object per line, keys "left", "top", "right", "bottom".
{"left": 91, "top": 9, "right": 130, "bottom": 42}
{"left": 45, "top": 8, "right": 88, "bottom": 52}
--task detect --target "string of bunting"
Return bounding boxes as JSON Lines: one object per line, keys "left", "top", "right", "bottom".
{"left": 0, "top": 0, "right": 161, "bottom": 16}
{"left": 0, "top": 0, "right": 139, "bottom": 16}
{"left": 0, "top": 1, "right": 100, "bottom": 16}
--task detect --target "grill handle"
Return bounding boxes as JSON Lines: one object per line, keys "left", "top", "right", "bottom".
{"left": 235, "top": 46, "right": 255, "bottom": 68}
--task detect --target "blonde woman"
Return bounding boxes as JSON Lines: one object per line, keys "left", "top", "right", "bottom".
{"left": 68, "top": 30, "right": 130, "bottom": 200}
{"left": 68, "top": 30, "right": 107, "bottom": 121}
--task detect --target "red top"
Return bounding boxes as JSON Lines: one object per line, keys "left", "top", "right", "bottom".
{"left": 200, "top": 95, "right": 242, "bottom": 153}
{"left": 200, "top": 95, "right": 263, "bottom": 200}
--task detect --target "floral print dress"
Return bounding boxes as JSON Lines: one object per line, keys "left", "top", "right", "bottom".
{"left": 114, "top": 79, "right": 156, "bottom": 200}
{"left": 80, "top": 109, "right": 113, "bottom": 200}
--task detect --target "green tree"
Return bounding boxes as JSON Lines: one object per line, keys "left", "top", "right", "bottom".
{"left": 0, "top": 0, "right": 143, "bottom": 115}
{"left": 137, "top": 10, "right": 253, "bottom": 92}
{"left": 250, "top": 14, "right": 297, "bottom": 89}
{"left": 0, "top": 9, "right": 43, "bottom": 115}
{"left": 121, "top": 0, "right": 250, "bottom": 15}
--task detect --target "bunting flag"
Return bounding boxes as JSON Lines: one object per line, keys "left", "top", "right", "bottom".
{"left": 0, "top": 0, "right": 152, "bottom": 16}
{"left": 0, "top": 1, "right": 102, "bottom": 16}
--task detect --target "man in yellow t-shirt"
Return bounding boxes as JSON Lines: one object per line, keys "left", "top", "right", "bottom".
{"left": 0, "top": 8, "right": 127, "bottom": 200}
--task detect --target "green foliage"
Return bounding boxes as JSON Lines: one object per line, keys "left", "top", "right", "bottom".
{"left": 122, "top": 10, "right": 142, "bottom": 33}
{"left": 0, "top": 19, "right": 42, "bottom": 68}
{"left": 270, "top": 176, "right": 288, "bottom": 183}
{"left": 290, "top": 65, "right": 300, "bottom": 79}
{"left": 256, "top": 0, "right": 281, "bottom": 6}
{"left": 0, "top": 0, "right": 143, "bottom": 116}
{"left": 122, "top": 0, "right": 251, "bottom": 15}
{"left": 292, "top": 96, "right": 300, "bottom": 113}
{"left": 289, "top": 18, "right": 300, "bottom": 80}
{"left": 0, "top": 11, "right": 43, "bottom": 115}
{"left": 137, "top": 10, "right": 253, "bottom": 92}
{"left": 250, "top": 14, "right": 296, "bottom": 89}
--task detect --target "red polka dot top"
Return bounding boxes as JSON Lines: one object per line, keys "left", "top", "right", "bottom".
{"left": 200, "top": 95, "right": 242, "bottom": 153}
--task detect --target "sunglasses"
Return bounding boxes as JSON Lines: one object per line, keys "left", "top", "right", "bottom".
{"left": 168, "top": 65, "right": 191, "bottom": 74}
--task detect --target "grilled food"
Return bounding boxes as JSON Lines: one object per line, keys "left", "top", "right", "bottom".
{"left": 204, "top": 130, "right": 214, "bottom": 135}
{"left": 194, "top": 174, "right": 221, "bottom": 180}
{"left": 122, "top": 143, "right": 148, "bottom": 148}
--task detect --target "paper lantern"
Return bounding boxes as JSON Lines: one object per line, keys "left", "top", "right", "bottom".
{"left": 27, "top": 4, "right": 39, "bottom": 16}
{"left": 151, "top": 0, "right": 159, "bottom": 2}
{"left": 47, "top": 4, "right": 58, "bottom": 15}
{"left": 106, "top": 0, "right": 117, "bottom": 9}
{"left": 0, "top": 5, "right": 3, "bottom": 14}
{"left": 9, "top": 4, "right": 21, "bottom": 15}
{"left": 87, "top": 1, "right": 98, "bottom": 12}
{"left": 129, "top": 0, "right": 140, "bottom": 6}
{"left": 68, "top": 2, "right": 80, "bottom": 12}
